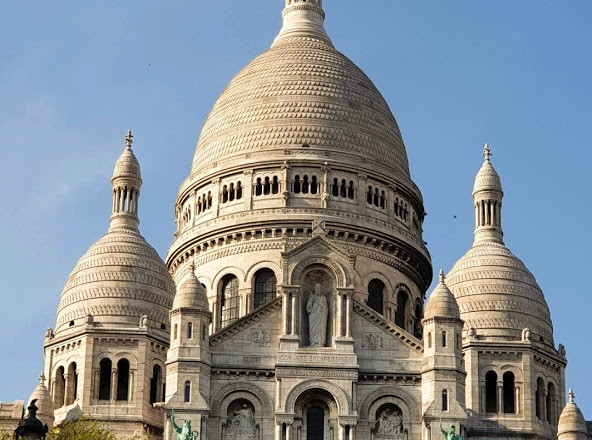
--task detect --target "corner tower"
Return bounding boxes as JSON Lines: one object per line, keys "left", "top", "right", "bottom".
{"left": 447, "top": 146, "right": 567, "bottom": 440}
{"left": 42, "top": 132, "right": 175, "bottom": 438}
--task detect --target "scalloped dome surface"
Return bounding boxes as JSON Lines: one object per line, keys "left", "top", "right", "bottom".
{"left": 425, "top": 281, "right": 460, "bottom": 319}
{"left": 190, "top": 36, "right": 410, "bottom": 179}
{"left": 55, "top": 230, "right": 175, "bottom": 334}
{"left": 473, "top": 160, "right": 502, "bottom": 195}
{"left": 446, "top": 242, "right": 554, "bottom": 344}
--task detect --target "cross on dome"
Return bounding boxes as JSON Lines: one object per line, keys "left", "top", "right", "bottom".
{"left": 568, "top": 389, "right": 575, "bottom": 403}
{"left": 439, "top": 269, "right": 446, "bottom": 283}
{"left": 483, "top": 143, "right": 491, "bottom": 162}
{"left": 125, "top": 130, "right": 134, "bottom": 149}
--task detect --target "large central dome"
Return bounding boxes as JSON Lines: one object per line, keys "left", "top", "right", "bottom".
{"left": 189, "top": 3, "right": 410, "bottom": 182}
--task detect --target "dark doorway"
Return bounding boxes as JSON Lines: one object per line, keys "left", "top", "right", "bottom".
{"left": 367, "top": 279, "right": 385, "bottom": 314}
{"left": 307, "top": 406, "right": 324, "bottom": 440}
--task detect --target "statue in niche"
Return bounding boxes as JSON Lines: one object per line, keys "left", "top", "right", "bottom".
{"left": 225, "top": 403, "right": 256, "bottom": 440}
{"left": 170, "top": 409, "right": 197, "bottom": 440}
{"left": 375, "top": 408, "right": 403, "bottom": 437}
{"left": 306, "top": 283, "right": 328, "bottom": 347}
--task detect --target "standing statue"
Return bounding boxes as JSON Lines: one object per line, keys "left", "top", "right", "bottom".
{"left": 440, "top": 419, "right": 463, "bottom": 440}
{"left": 225, "top": 403, "right": 256, "bottom": 440}
{"left": 375, "top": 408, "right": 403, "bottom": 437}
{"left": 170, "top": 409, "right": 197, "bottom": 440}
{"left": 306, "top": 283, "right": 328, "bottom": 347}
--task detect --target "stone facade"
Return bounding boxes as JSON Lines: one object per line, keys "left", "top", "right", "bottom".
{"left": 4, "top": 2, "right": 587, "bottom": 440}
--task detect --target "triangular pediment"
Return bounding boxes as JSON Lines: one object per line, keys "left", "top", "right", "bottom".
{"left": 282, "top": 235, "right": 353, "bottom": 261}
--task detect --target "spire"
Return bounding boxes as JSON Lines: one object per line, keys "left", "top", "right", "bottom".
{"left": 438, "top": 269, "right": 446, "bottom": 283}
{"left": 472, "top": 143, "right": 504, "bottom": 245}
{"left": 568, "top": 389, "right": 575, "bottom": 404}
{"left": 273, "top": 0, "right": 333, "bottom": 47}
{"left": 110, "top": 130, "right": 142, "bottom": 232}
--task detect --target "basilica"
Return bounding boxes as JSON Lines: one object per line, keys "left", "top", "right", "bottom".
{"left": 2, "top": 1, "right": 589, "bottom": 440}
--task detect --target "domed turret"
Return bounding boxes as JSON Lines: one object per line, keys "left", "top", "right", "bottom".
{"left": 425, "top": 270, "right": 460, "bottom": 320}
{"left": 558, "top": 390, "right": 589, "bottom": 440}
{"left": 447, "top": 146, "right": 554, "bottom": 345}
{"left": 172, "top": 262, "right": 209, "bottom": 311}
{"left": 54, "top": 131, "right": 175, "bottom": 335}
{"left": 27, "top": 374, "right": 54, "bottom": 429}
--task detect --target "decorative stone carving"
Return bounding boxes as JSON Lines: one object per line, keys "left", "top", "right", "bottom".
{"left": 225, "top": 404, "right": 256, "bottom": 440}
{"left": 375, "top": 407, "right": 403, "bottom": 438}
{"left": 306, "top": 283, "right": 328, "bottom": 347}
{"left": 362, "top": 333, "right": 383, "bottom": 350}
{"left": 251, "top": 329, "right": 271, "bottom": 346}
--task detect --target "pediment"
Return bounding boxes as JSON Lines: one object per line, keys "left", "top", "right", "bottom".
{"left": 282, "top": 235, "right": 353, "bottom": 261}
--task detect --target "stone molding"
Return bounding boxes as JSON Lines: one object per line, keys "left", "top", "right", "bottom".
{"left": 283, "top": 379, "right": 351, "bottom": 415}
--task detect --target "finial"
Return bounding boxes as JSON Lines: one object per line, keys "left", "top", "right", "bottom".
{"left": 568, "top": 389, "right": 575, "bottom": 403}
{"left": 39, "top": 373, "right": 46, "bottom": 386}
{"left": 189, "top": 261, "right": 196, "bottom": 272}
{"left": 483, "top": 143, "right": 491, "bottom": 162}
{"left": 125, "top": 130, "right": 133, "bottom": 150}
{"left": 439, "top": 269, "right": 446, "bottom": 283}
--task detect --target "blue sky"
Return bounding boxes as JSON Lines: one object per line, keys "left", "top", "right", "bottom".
{"left": 0, "top": 0, "right": 590, "bottom": 417}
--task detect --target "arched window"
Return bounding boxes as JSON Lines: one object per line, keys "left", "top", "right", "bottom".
{"left": 503, "top": 372, "right": 516, "bottom": 414}
{"left": 332, "top": 178, "right": 339, "bottom": 196}
{"left": 442, "top": 389, "right": 448, "bottom": 411}
{"left": 536, "top": 377, "right": 545, "bottom": 419}
{"left": 254, "top": 269, "right": 277, "bottom": 309}
{"left": 441, "top": 331, "right": 447, "bottom": 348}
{"left": 187, "top": 322, "right": 193, "bottom": 339}
{"left": 202, "top": 324, "right": 207, "bottom": 341}
{"left": 380, "top": 190, "right": 386, "bottom": 208}
{"left": 367, "top": 279, "right": 385, "bottom": 314}
{"left": 395, "top": 290, "right": 408, "bottom": 329}
{"left": 293, "top": 175, "right": 301, "bottom": 193}
{"left": 340, "top": 179, "right": 347, "bottom": 198}
{"left": 307, "top": 406, "right": 324, "bottom": 439}
{"left": 66, "top": 362, "right": 78, "bottom": 405}
{"left": 367, "top": 186, "right": 373, "bottom": 204}
{"left": 427, "top": 332, "right": 432, "bottom": 349}
{"left": 207, "top": 192, "right": 212, "bottom": 209}
{"left": 98, "top": 358, "right": 112, "bottom": 400}
{"left": 413, "top": 301, "right": 423, "bottom": 339}
{"left": 116, "top": 359, "right": 130, "bottom": 401}
{"left": 174, "top": 323, "right": 178, "bottom": 340}
{"left": 184, "top": 381, "right": 191, "bottom": 403}
{"left": 373, "top": 188, "right": 379, "bottom": 206}
{"left": 547, "top": 382, "right": 556, "bottom": 424}
{"left": 220, "top": 275, "right": 240, "bottom": 328}
{"left": 348, "top": 181, "right": 355, "bottom": 199}
{"left": 237, "top": 182, "right": 243, "bottom": 200}
{"left": 222, "top": 185, "right": 228, "bottom": 203}
{"left": 485, "top": 371, "right": 498, "bottom": 413}
{"left": 264, "top": 177, "right": 271, "bottom": 195}
{"left": 255, "top": 178, "right": 263, "bottom": 196}
{"left": 229, "top": 183, "right": 235, "bottom": 201}
{"left": 272, "top": 176, "right": 279, "bottom": 194}
{"left": 311, "top": 176, "right": 318, "bottom": 194}
{"left": 149, "top": 365, "right": 162, "bottom": 404}
{"left": 302, "top": 175, "right": 310, "bottom": 194}
{"left": 54, "top": 366, "right": 65, "bottom": 408}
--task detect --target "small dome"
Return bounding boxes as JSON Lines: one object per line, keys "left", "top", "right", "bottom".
{"left": 27, "top": 374, "right": 53, "bottom": 429}
{"left": 558, "top": 390, "right": 588, "bottom": 438}
{"left": 55, "top": 230, "right": 175, "bottom": 334}
{"left": 173, "top": 263, "right": 209, "bottom": 311}
{"left": 425, "top": 270, "right": 460, "bottom": 319}
{"left": 112, "top": 131, "right": 141, "bottom": 184}
{"left": 472, "top": 145, "right": 502, "bottom": 196}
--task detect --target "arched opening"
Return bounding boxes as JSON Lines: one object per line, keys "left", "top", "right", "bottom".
{"left": 174, "top": 323, "right": 178, "bottom": 340}
{"left": 332, "top": 178, "right": 339, "bottom": 196}
{"left": 255, "top": 178, "right": 263, "bottom": 196}
{"left": 98, "top": 358, "right": 112, "bottom": 400}
{"left": 294, "top": 175, "right": 301, "bottom": 193}
{"left": 220, "top": 274, "right": 240, "bottom": 328}
{"left": 187, "top": 322, "right": 193, "bottom": 339}
{"left": 66, "top": 362, "right": 78, "bottom": 405}
{"left": 413, "top": 301, "right": 423, "bottom": 339}
{"left": 348, "top": 181, "right": 355, "bottom": 199}
{"left": 485, "top": 371, "right": 498, "bottom": 413}
{"left": 536, "top": 377, "right": 545, "bottom": 419}
{"left": 149, "top": 365, "right": 162, "bottom": 404}
{"left": 503, "top": 372, "right": 516, "bottom": 414}
{"left": 427, "top": 332, "right": 432, "bottom": 349}
{"left": 300, "top": 268, "right": 335, "bottom": 347}
{"left": 272, "top": 176, "right": 280, "bottom": 194}
{"left": 441, "top": 331, "right": 447, "bottom": 348}
{"left": 367, "top": 186, "right": 373, "bottom": 204}
{"left": 184, "top": 381, "right": 191, "bottom": 403}
{"left": 311, "top": 176, "right": 318, "bottom": 194}
{"left": 340, "top": 179, "right": 346, "bottom": 198}
{"left": 222, "top": 185, "right": 228, "bottom": 203}
{"left": 442, "top": 389, "right": 448, "bottom": 411}
{"left": 547, "top": 382, "right": 556, "bottom": 424}
{"left": 254, "top": 268, "right": 277, "bottom": 309}
{"left": 116, "top": 359, "right": 130, "bottom": 401}
{"left": 307, "top": 406, "right": 324, "bottom": 440}
{"left": 53, "top": 366, "right": 65, "bottom": 408}
{"left": 229, "top": 183, "right": 235, "bottom": 201}
{"left": 237, "top": 182, "right": 243, "bottom": 199}
{"left": 264, "top": 176, "right": 271, "bottom": 195}
{"left": 394, "top": 290, "right": 408, "bottom": 330}
{"left": 367, "top": 279, "right": 385, "bottom": 314}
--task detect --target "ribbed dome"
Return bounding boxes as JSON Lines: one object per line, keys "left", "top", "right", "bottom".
{"left": 425, "top": 270, "right": 460, "bottom": 319}
{"left": 189, "top": 13, "right": 410, "bottom": 181}
{"left": 55, "top": 230, "right": 175, "bottom": 334}
{"left": 558, "top": 390, "right": 588, "bottom": 438}
{"left": 27, "top": 374, "right": 53, "bottom": 429}
{"left": 447, "top": 242, "right": 553, "bottom": 343}
{"left": 173, "top": 264, "right": 209, "bottom": 311}
{"left": 447, "top": 148, "right": 554, "bottom": 345}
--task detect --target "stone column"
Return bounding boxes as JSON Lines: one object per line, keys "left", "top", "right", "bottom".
{"left": 282, "top": 162, "right": 290, "bottom": 207}
{"left": 243, "top": 170, "right": 254, "bottom": 210}
{"left": 286, "top": 421, "right": 293, "bottom": 440}
{"left": 129, "top": 369, "right": 135, "bottom": 402}
{"left": 275, "top": 422, "right": 282, "bottom": 440}
{"left": 515, "top": 385, "right": 521, "bottom": 414}
{"left": 345, "top": 293, "right": 352, "bottom": 338}
{"left": 291, "top": 291, "right": 298, "bottom": 336}
{"left": 111, "top": 369, "right": 118, "bottom": 402}
{"left": 282, "top": 289, "right": 290, "bottom": 335}
{"left": 498, "top": 382, "right": 503, "bottom": 413}
{"left": 336, "top": 291, "right": 343, "bottom": 338}
{"left": 63, "top": 373, "right": 70, "bottom": 406}
{"left": 358, "top": 174, "right": 367, "bottom": 214}
{"left": 322, "top": 164, "right": 330, "bottom": 209}
{"left": 338, "top": 423, "right": 345, "bottom": 440}
{"left": 212, "top": 178, "right": 221, "bottom": 216}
